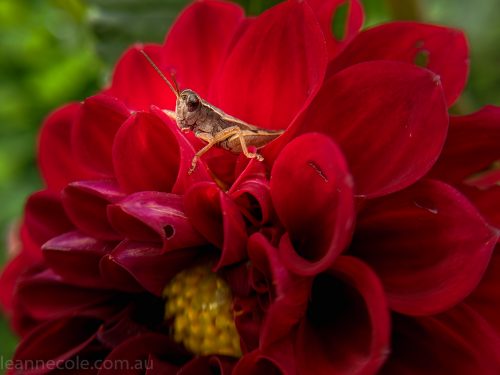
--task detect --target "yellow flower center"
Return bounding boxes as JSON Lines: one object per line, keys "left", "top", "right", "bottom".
{"left": 163, "top": 264, "right": 242, "bottom": 357}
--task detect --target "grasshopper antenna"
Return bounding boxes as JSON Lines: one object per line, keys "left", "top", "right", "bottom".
{"left": 139, "top": 49, "right": 179, "bottom": 98}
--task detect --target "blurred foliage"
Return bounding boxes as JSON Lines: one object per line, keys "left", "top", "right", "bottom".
{"left": 0, "top": 0, "right": 499, "bottom": 368}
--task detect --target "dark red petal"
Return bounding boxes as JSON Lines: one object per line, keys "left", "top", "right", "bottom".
{"left": 43, "top": 231, "right": 115, "bottom": 288}
{"left": 0, "top": 251, "right": 37, "bottom": 314}
{"left": 295, "top": 256, "right": 390, "bottom": 375}
{"left": 108, "top": 191, "right": 205, "bottom": 248}
{"left": 62, "top": 180, "right": 124, "bottom": 241}
{"left": 99, "top": 333, "right": 189, "bottom": 375}
{"left": 72, "top": 94, "right": 130, "bottom": 175}
{"left": 214, "top": 0, "right": 327, "bottom": 130}
{"left": 234, "top": 349, "right": 291, "bottom": 375}
{"left": 16, "top": 269, "right": 114, "bottom": 321}
{"left": 177, "top": 356, "right": 235, "bottom": 375}
{"left": 13, "top": 317, "right": 101, "bottom": 375}
{"left": 162, "top": 0, "right": 244, "bottom": 98}
{"left": 308, "top": 0, "right": 364, "bottom": 58}
{"left": 230, "top": 177, "right": 274, "bottom": 228}
{"left": 38, "top": 104, "right": 100, "bottom": 192}
{"left": 467, "top": 244, "right": 500, "bottom": 336}
{"left": 24, "top": 190, "right": 74, "bottom": 251}
{"left": 113, "top": 110, "right": 210, "bottom": 194}
{"left": 109, "top": 44, "right": 175, "bottom": 111}
{"left": 352, "top": 179, "right": 498, "bottom": 316}
{"left": 296, "top": 61, "right": 448, "bottom": 198}
{"left": 460, "top": 183, "right": 500, "bottom": 229}
{"left": 270, "top": 133, "right": 354, "bottom": 275}
{"left": 104, "top": 240, "right": 199, "bottom": 296}
{"left": 184, "top": 182, "right": 248, "bottom": 269}
{"left": 431, "top": 105, "right": 500, "bottom": 185}
{"left": 381, "top": 305, "right": 500, "bottom": 375}
{"left": 248, "top": 234, "right": 310, "bottom": 347}
{"left": 330, "top": 22, "right": 469, "bottom": 106}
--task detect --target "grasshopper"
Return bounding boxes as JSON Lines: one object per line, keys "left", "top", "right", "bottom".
{"left": 140, "top": 50, "right": 284, "bottom": 174}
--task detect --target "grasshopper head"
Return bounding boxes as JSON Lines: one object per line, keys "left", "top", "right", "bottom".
{"left": 176, "top": 89, "right": 202, "bottom": 130}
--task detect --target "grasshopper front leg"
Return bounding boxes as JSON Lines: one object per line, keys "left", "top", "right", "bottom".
{"left": 189, "top": 127, "right": 241, "bottom": 174}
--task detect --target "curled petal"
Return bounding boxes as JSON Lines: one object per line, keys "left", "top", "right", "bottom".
{"left": 230, "top": 177, "right": 274, "bottom": 227}
{"left": 13, "top": 317, "right": 102, "bottom": 375}
{"left": 270, "top": 133, "right": 354, "bottom": 275}
{"left": 184, "top": 182, "right": 248, "bottom": 269}
{"left": 330, "top": 22, "right": 469, "bottom": 106}
{"left": 234, "top": 344, "right": 296, "bottom": 375}
{"left": 162, "top": 0, "right": 244, "bottom": 99}
{"left": 296, "top": 61, "right": 448, "bottom": 197}
{"left": 62, "top": 180, "right": 124, "bottom": 241}
{"left": 431, "top": 105, "right": 500, "bottom": 185}
{"left": 248, "top": 233, "right": 310, "bottom": 347}
{"left": 108, "top": 191, "right": 205, "bottom": 249}
{"left": 42, "top": 231, "right": 116, "bottom": 288}
{"left": 352, "top": 179, "right": 498, "bottom": 316}
{"left": 295, "top": 256, "right": 390, "bottom": 375}
{"left": 109, "top": 44, "right": 175, "bottom": 111}
{"left": 103, "top": 240, "right": 200, "bottom": 296}
{"left": 38, "top": 104, "right": 100, "bottom": 192}
{"left": 381, "top": 305, "right": 500, "bottom": 375}
{"left": 215, "top": 0, "right": 328, "bottom": 130}
{"left": 72, "top": 94, "right": 130, "bottom": 175}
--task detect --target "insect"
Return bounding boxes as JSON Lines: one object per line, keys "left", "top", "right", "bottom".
{"left": 140, "top": 50, "right": 284, "bottom": 174}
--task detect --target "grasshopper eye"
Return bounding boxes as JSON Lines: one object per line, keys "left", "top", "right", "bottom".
{"left": 186, "top": 94, "right": 200, "bottom": 112}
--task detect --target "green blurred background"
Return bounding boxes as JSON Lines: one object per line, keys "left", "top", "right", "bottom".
{"left": 0, "top": 0, "right": 499, "bottom": 367}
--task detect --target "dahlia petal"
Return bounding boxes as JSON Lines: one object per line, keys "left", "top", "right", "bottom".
{"left": 150, "top": 106, "right": 211, "bottom": 192}
{"left": 0, "top": 251, "right": 37, "bottom": 314}
{"left": 112, "top": 112, "right": 180, "bottom": 193}
{"left": 381, "top": 305, "right": 500, "bottom": 375}
{"left": 16, "top": 269, "right": 115, "bottom": 321}
{"left": 230, "top": 177, "right": 274, "bottom": 227}
{"left": 42, "top": 231, "right": 116, "bottom": 288}
{"left": 24, "top": 190, "right": 74, "bottom": 251}
{"left": 98, "top": 333, "right": 189, "bottom": 375}
{"left": 184, "top": 182, "right": 248, "bottom": 269}
{"left": 330, "top": 22, "right": 469, "bottom": 106}
{"left": 72, "top": 94, "right": 130, "bottom": 175}
{"left": 108, "top": 191, "right": 205, "bottom": 249}
{"left": 431, "top": 105, "right": 500, "bottom": 185}
{"left": 467, "top": 244, "right": 500, "bottom": 336}
{"left": 461, "top": 184, "right": 500, "bottom": 229}
{"left": 352, "top": 179, "right": 498, "bottom": 316}
{"left": 247, "top": 233, "right": 310, "bottom": 347}
{"left": 62, "top": 180, "right": 124, "bottom": 241}
{"left": 296, "top": 61, "right": 448, "bottom": 198}
{"left": 109, "top": 44, "right": 175, "bottom": 111}
{"left": 161, "top": 0, "right": 244, "bottom": 99}
{"left": 307, "top": 0, "right": 364, "bottom": 58}
{"left": 178, "top": 356, "right": 235, "bottom": 375}
{"left": 214, "top": 0, "right": 328, "bottom": 130}
{"left": 13, "top": 317, "right": 101, "bottom": 375}
{"left": 104, "top": 240, "right": 200, "bottom": 296}
{"left": 234, "top": 348, "right": 293, "bottom": 375}
{"left": 270, "top": 133, "right": 355, "bottom": 275}
{"left": 38, "top": 104, "right": 100, "bottom": 191}
{"left": 292, "top": 256, "right": 390, "bottom": 375}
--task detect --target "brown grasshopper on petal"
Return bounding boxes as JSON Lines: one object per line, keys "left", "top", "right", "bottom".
{"left": 140, "top": 50, "right": 284, "bottom": 174}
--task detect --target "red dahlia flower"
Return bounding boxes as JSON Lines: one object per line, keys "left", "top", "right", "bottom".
{"left": 1, "top": 0, "right": 500, "bottom": 374}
